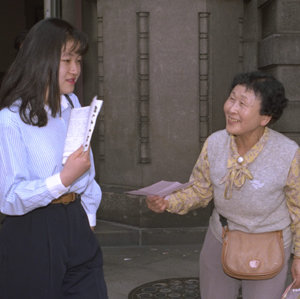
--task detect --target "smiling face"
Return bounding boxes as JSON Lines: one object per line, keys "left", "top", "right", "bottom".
{"left": 224, "top": 84, "right": 271, "bottom": 140}
{"left": 58, "top": 41, "right": 82, "bottom": 95}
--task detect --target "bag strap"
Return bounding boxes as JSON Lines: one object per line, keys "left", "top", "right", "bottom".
{"left": 64, "top": 94, "right": 74, "bottom": 108}
{"left": 219, "top": 214, "right": 229, "bottom": 239}
{"left": 219, "top": 214, "right": 228, "bottom": 228}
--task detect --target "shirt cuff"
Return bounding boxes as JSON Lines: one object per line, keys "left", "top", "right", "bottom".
{"left": 87, "top": 213, "right": 96, "bottom": 227}
{"left": 45, "top": 173, "right": 70, "bottom": 198}
{"left": 165, "top": 194, "right": 176, "bottom": 212}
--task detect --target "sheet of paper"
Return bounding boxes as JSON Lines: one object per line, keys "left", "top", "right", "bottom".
{"left": 82, "top": 97, "right": 103, "bottom": 151}
{"left": 62, "top": 96, "right": 103, "bottom": 164}
{"left": 63, "top": 106, "right": 90, "bottom": 159}
{"left": 281, "top": 279, "right": 300, "bottom": 299}
{"left": 126, "top": 180, "right": 193, "bottom": 197}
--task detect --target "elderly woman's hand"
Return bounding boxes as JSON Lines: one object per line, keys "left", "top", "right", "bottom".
{"left": 146, "top": 195, "right": 169, "bottom": 213}
{"left": 291, "top": 258, "right": 300, "bottom": 288}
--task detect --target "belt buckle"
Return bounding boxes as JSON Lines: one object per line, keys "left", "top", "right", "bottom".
{"left": 63, "top": 193, "right": 75, "bottom": 205}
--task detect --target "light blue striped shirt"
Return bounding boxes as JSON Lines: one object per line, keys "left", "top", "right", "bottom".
{"left": 0, "top": 93, "right": 101, "bottom": 226}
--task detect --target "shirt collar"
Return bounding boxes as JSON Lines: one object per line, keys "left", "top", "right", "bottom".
{"left": 230, "top": 127, "right": 269, "bottom": 165}
{"left": 60, "top": 94, "right": 70, "bottom": 111}
{"left": 44, "top": 94, "right": 70, "bottom": 114}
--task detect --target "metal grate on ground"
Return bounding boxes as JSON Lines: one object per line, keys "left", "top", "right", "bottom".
{"left": 128, "top": 277, "right": 200, "bottom": 298}
{"left": 128, "top": 277, "right": 244, "bottom": 298}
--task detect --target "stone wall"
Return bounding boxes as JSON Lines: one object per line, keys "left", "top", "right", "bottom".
{"left": 0, "top": 0, "right": 299, "bottom": 232}
{"left": 95, "top": 0, "right": 242, "bottom": 227}
{"left": 258, "top": 0, "right": 300, "bottom": 144}
{"left": 94, "top": 0, "right": 300, "bottom": 229}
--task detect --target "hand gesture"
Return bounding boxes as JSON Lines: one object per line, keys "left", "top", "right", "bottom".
{"left": 146, "top": 195, "right": 169, "bottom": 213}
{"left": 60, "top": 145, "right": 91, "bottom": 187}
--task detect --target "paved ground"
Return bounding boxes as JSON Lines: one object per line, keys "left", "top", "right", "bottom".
{"left": 98, "top": 220, "right": 294, "bottom": 299}
{"left": 102, "top": 245, "right": 201, "bottom": 298}
{"left": 101, "top": 244, "right": 294, "bottom": 299}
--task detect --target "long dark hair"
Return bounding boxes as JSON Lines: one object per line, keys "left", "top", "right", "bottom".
{"left": 0, "top": 18, "right": 88, "bottom": 127}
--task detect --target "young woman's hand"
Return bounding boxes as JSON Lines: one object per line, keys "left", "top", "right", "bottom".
{"left": 60, "top": 146, "right": 91, "bottom": 187}
{"left": 146, "top": 195, "right": 169, "bottom": 213}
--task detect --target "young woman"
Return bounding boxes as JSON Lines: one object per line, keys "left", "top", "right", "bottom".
{"left": 0, "top": 18, "right": 107, "bottom": 298}
{"left": 146, "top": 71, "right": 300, "bottom": 299}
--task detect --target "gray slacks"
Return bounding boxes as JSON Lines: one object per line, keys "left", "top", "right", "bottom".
{"left": 199, "top": 226, "right": 291, "bottom": 299}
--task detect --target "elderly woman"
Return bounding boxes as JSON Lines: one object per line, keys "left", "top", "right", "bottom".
{"left": 146, "top": 71, "right": 300, "bottom": 299}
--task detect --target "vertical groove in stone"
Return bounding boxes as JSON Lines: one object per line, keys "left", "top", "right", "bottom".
{"left": 97, "top": 15, "right": 105, "bottom": 160}
{"left": 199, "top": 12, "right": 210, "bottom": 145}
{"left": 238, "top": 17, "right": 244, "bottom": 71}
{"left": 137, "top": 12, "right": 151, "bottom": 163}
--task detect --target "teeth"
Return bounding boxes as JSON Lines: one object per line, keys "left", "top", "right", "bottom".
{"left": 228, "top": 117, "right": 239, "bottom": 122}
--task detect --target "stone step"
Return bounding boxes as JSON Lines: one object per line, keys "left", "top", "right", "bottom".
{"left": 0, "top": 214, "right": 207, "bottom": 247}
{"left": 94, "top": 219, "right": 208, "bottom": 247}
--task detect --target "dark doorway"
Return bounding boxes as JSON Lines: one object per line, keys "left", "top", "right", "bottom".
{"left": 0, "top": 0, "right": 44, "bottom": 85}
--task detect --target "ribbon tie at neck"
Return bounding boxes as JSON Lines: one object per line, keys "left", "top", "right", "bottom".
{"left": 220, "top": 128, "right": 269, "bottom": 199}
{"left": 220, "top": 157, "right": 253, "bottom": 200}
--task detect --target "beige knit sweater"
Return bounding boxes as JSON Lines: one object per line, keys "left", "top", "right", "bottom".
{"left": 208, "top": 129, "right": 298, "bottom": 248}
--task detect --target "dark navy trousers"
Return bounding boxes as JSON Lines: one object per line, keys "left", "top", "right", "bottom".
{"left": 0, "top": 199, "right": 108, "bottom": 299}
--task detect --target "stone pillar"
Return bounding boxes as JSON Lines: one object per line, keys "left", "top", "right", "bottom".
{"left": 81, "top": 0, "right": 99, "bottom": 105}
{"left": 61, "top": 0, "right": 84, "bottom": 101}
{"left": 258, "top": 0, "right": 300, "bottom": 144}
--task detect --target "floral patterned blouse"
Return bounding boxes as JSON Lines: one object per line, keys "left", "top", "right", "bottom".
{"left": 167, "top": 128, "right": 300, "bottom": 255}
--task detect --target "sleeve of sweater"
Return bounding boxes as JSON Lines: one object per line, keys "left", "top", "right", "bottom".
{"left": 166, "top": 139, "right": 213, "bottom": 215}
{"left": 286, "top": 148, "right": 300, "bottom": 256}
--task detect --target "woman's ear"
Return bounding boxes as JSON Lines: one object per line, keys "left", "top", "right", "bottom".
{"left": 260, "top": 115, "right": 272, "bottom": 127}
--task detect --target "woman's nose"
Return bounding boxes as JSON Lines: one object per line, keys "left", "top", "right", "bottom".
{"left": 69, "top": 61, "right": 80, "bottom": 75}
{"left": 228, "top": 101, "right": 239, "bottom": 113}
